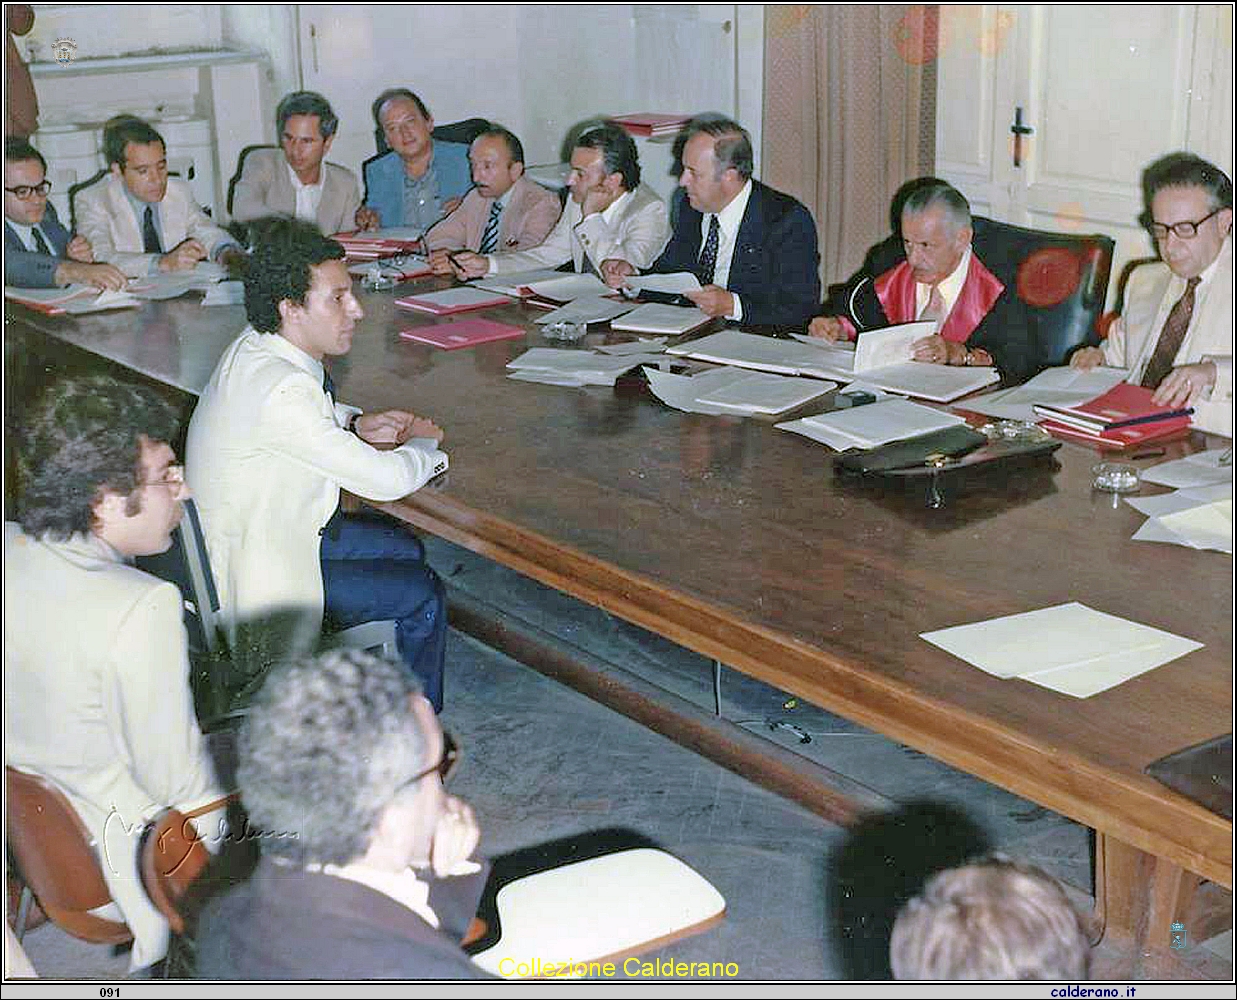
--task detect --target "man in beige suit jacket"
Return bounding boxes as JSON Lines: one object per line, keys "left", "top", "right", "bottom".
{"left": 424, "top": 126, "right": 560, "bottom": 273}
{"left": 75, "top": 115, "right": 238, "bottom": 277}
{"left": 231, "top": 91, "right": 361, "bottom": 236}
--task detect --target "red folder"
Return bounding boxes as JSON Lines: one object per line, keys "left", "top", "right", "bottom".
{"left": 399, "top": 318, "right": 526, "bottom": 350}
{"left": 1034, "top": 382, "right": 1193, "bottom": 432}
{"left": 1037, "top": 415, "right": 1193, "bottom": 450}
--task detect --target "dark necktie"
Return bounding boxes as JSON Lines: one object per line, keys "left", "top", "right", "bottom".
{"left": 1140, "top": 276, "right": 1201, "bottom": 389}
{"left": 142, "top": 205, "right": 163, "bottom": 254}
{"left": 579, "top": 254, "right": 598, "bottom": 276}
{"left": 697, "top": 214, "right": 720, "bottom": 285}
{"left": 479, "top": 200, "right": 502, "bottom": 254}
{"left": 322, "top": 367, "right": 336, "bottom": 402}
{"left": 31, "top": 227, "right": 51, "bottom": 255}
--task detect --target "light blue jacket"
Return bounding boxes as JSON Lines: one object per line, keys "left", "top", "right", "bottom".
{"left": 362, "top": 141, "right": 471, "bottom": 229}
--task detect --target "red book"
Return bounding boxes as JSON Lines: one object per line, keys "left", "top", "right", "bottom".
{"left": 399, "top": 318, "right": 525, "bottom": 350}
{"left": 394, "top": 287, "right": 513, "bottom": 316}
{"left": 1034, "top": 382, "right": 1193, "bottom": 432}
{"left": 1037, "top": 415, "right": 1193, "bottom": 450}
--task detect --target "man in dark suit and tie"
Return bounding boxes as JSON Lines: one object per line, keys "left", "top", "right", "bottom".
{"left": 4, "top": 137, "right": 126, "bottom": 289}
{"left": 604, "top": 116, "right": 821, "bottom": 336}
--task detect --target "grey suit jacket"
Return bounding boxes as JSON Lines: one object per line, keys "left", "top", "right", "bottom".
{"left": 231, "top": 148, "right": 362, "bottom": 235}
{"left": 4, "top": 200, "right": 72, "bottom": 287}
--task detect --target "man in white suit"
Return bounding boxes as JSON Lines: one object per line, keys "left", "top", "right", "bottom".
{"left": 1073, "top": 153, "right": 1232, "bottom": 437}
{"left": 449, "top": 122, "right": 669, "bottom": 279}
{"left": 4, "top": 376, "right": 227, "bottom": 971}
{"left": 186, "top": 219, "right": 451, "bottom": 709}
{"left": 75, "top": 114, "right": 240, "bottom": 277}
{"left": 231, "top": 90, "right": 362, "bottom": 237}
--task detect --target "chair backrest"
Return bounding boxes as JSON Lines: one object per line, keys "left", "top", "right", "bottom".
{"left": 138, "top": 808, "right": 214, "bottom": 935}
{"left": 4, "top": 767, "right": 133, "bottom": 945}
{"left": 67, "top": 168, "right": 108, "bottom": 232}
{"left": 225, "top": 143, "right": 277, "bottom": 218}
{"left": 372, "top": 117, "right": 492, "bottom": 156}
{"left": 972, "top": 216, "right": 1115, "bottom": 368}
{"left": 136, "top": 498, "right": 222, "bottom": 658}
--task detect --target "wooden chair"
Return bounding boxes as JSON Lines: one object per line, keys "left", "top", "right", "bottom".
{"left": 5, "top": 767, "right": 132, "bottom": 945}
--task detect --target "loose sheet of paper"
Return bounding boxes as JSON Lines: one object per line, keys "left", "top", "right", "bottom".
{"left": 962, "top": 366, "right": 1129, "bottom": 422}
{"left": 920, "top": 602, "right": 1203, "bottom": 698}
{"left": 621, "top": 272, "right": 701, "bottom": 296}
{"left": 776, "top": 397, "right": 964, "bottom": 451}
{"left": 533, "top": 295, "right": 637, "bottom": 326}
{"left": 1139, "top": 449, "right": 1234, "bottom": 489}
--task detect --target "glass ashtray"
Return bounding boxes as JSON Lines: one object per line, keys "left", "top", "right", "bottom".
{"left": 979, "top": 420, "right": 1054, "bottom": 444}
{"left": 542, "top": 321, "right": 588, "bottom": 343}
{"left": 1092, "top": 462, "right": 1141, "bottom": 494}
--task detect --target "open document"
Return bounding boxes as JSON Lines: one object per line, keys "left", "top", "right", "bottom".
{"left": 921, "top": 602, "right": 1203, "bottom": 698}
{"left": 776, "top": 397, "right": 966, "bottom": 451}
{"left": 959, "top": 365, "right": 1129, "bottom": 423}
{"left": 646, "top": 366, "right": 834, "bottom": 416}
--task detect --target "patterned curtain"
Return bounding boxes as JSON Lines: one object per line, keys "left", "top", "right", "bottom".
{"left": 763, "top": 5, "right": 938, "bottom": 290}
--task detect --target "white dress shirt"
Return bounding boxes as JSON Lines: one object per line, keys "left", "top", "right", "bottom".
{"left": 914, "top": 245, "right": 972, "bottom": 325}
{"left": 288, "top": 162, "right": 326, "bottom": 224}
{"left": 705, "top": 178, "right": 753, "bottom": 321}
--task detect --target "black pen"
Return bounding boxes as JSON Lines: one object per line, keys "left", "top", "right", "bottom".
{"left": 1129, "top": 449, "right": 1166, "bottom": 460}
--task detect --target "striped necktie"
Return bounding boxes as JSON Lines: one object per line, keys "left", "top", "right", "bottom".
{"left": 1140, "top": 276, "right": 1201, "bottom": 389}
{"left": 479, "top": 200, "right": 502, "bottom": 254}
{"left": 31, "top": 227, "right": 51, "bottom": 255}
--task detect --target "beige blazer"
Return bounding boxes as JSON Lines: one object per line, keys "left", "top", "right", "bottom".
{"left": 230, "top": 148, "right": 361, "bottom": 235}
{"left": 487, "top": 183, "right": 669, "bottom": 275}
{"left": 4, "top": 525, "right": 226, "bottom": 970}
{"left": 75, "top": 174, "right": 234, "bottom": 277}
{"left": 1104, "top": 237, "right": 1232, "bottom": 437}
{"left": 424, "top": 175, "right": 561, "bottom": 253}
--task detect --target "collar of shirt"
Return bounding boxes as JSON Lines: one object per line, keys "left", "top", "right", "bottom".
{"left": 601, "top": 188, "right": 633, "bottom": 226}
{"left": 286, "top": 160, "right": 325, "bottom": 223}
{"left": 915, "top": 244, "right": 972, "bottom": 318}
{"left": 710, "top": 178, "right": 753, "bottom": 248}
{"left": 123, "top": 184, "right": 160, "bottom": 230}
{"left": 7, "top": 219, "right": 51, "bottom": 253}
{"left": 317, "top": 862, "right": 442, "bottom": 929}
{"left": 286, "top": 159, "right": 325, "bottom": 194}
{"left": 1168, "top": 234, "right": 1229, "bottom": 301}
{"left": 256, "top": 325, "right": 327, "bottom": 385}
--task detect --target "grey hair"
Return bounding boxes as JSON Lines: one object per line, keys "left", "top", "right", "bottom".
{"left": 680, "top": 115, "right": 754, "bottom": 180}
{"left": 237, "top": 648, "right": 428, "bottom": 866}
{"left": 902, "top": 181, "right": 972, "bottom": 233}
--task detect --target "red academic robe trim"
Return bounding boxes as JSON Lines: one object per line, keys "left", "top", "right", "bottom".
{"left": 873, "top": 255, "right": 1005, "bottom": 343}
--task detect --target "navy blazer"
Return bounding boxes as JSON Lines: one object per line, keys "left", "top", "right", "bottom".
{"left": 4, "top": 200, "right": 72, "bottom": 287}
{"left": 652, "top": 180, "right": 821, "bottom": 336}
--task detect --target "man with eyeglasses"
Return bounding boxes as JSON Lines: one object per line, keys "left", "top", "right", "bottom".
{"left": 4, "top": 137, "right": 126, "bottom": 289}
{"left": 5, "top": 375, "right": 227, "bottom": 972}
{"left": 1072, "top": 153, "right": 1233, "bottom": 437}
{"left": 355, "top": 88, "right": 471, "bottom": 234}
{"left": 195, "top": 648, "right": 491, "bottom": 979}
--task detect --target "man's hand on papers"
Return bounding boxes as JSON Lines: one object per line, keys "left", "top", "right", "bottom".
{"left": 1154, "top": 362, "right": 1217, "bottom": 409}
{"left": 66, "top": 234, "right": 95, "bottom": 263}
{"left": 447, "top": 251, "right": 488, "bottom": 280}
{"left": 354, "top": 206, "right": 382, "bottom": 231}
{"left": 685, "top": 284, "right": 735, "bottom": 318}
{"left": 911, "top": 334, "right": 964, "bottom": 365}
{"left": 600, "top": 258, "right": 636, "bottom": 289}
{"left": 1069, "top": 346, "right": 1105, "bottom": 371}
{"left": 55, "top": 260, "right": 128, "bottom": 291}
{"left": 158, "top": 238, "right": 207, "bottom": 273}
{"left": 355, "top": 410, "right": 444, "bottom": 446}
{"left": 428, "top": 248, "right": 455, "bottom": 276}
{"left": 807, "top": 315, "right": 846, "bottom": 341}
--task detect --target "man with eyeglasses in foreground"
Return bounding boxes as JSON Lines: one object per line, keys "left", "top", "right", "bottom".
{"left": 3, "top": 137, "right": 126, "bottom": 289}
{"left": 195, "top": 648, "right": 491, "bottom": 979}
{"left": 1072, "top": 153, "right": 1233, "bottom": 437}
{"left": 4, "top": 375, "right": 227, "bottom": 972}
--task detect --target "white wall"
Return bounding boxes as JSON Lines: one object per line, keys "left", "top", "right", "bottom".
{"left": 23, "top": 4, "right": 222, "bottom": 62}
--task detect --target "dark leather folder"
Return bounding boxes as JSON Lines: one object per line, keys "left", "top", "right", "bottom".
{"left": 1145, "top": 734, "right": 1233, "bottom": 820}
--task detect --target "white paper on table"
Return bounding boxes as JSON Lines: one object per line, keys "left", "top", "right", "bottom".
{"left": 201, "top": 280, "right": 245, "bottom": 306}
{"left": 1020, "top": 636, "right": 1203, "bottom": 698}
{"left": 525, "top": 273, "right": 611, "bottom": 301}
{"left": 596, "top": 338, "right": 666, "bottom": 355}
{"left": 919, "top": 601, "right": 1201, "bottom": 686}
{"left": 1155, "top": 499, "right": 1234, "bottom": 552}
{"left": 1140, "top": 449, "right": 1236, "bottom": 489}
{"left": 507, "top": 370, "right": 590, "bottom": 387}
{"left": 622, "top": 272, "right": 701, "bottom": 296}
{"left": 1125, "top": 482, "right": 1233, "bottom": 518}
{"left": 695, "top": 370, "right": 834, "bottom": 415}
{"left": 60, "top": 288, "right": 142, "bottom": 313}
{"left": 788, "top": 397, "right": 965, "bottom": 450}
{"left": 366, "top": 226, "right": 424, "bottom": 240}
{"left": 854, "top": 322, "right": 935, "bottom": 370}
{"left": 473, "top": 268, "right": 573, "bottom": 296}
{"left": 644, "top": 367, "right": 747, "bottom": 415}
{"left": 533, "top": 295, "right": 637, "bottom": 326}
{"left": 961, "top": 366, "right": 1129, "bottom": 422}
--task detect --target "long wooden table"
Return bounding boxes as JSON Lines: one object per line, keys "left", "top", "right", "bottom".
{"left": 7, "top": 283, "right": 1232, "bottom": 954}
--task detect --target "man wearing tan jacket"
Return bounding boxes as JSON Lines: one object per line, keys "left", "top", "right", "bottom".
{"left": 424, "top": 126, "right": 560, "bottom": 274}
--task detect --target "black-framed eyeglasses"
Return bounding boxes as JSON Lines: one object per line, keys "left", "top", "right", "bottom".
{"left": 1148, "top": 206, "right": 1225, "bottom": 241}
{"left": 4, "top": 180, "right": 52, "bottom": 200}
{"left": 398, "top": 730, "right": 460, "bottom": 791}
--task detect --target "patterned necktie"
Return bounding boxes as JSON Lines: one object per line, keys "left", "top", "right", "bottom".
{"left": 31, "top": 227, "right": 51, "bottom": 255}
{"left": 479, "top": 200, "right": 502, "bottom": 254}
{"left": 697, "top": 215, "right": 720, "bottom": 285}
{"left": 1141, "top": 276, "right": 1201, "bottom": 389}
{"left": 919, "top": 284, "right": 946, "bottom": 328}
{"left": 142, "top": 205, "right": 163, "bottom": 254}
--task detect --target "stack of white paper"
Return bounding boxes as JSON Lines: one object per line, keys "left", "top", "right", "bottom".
{"left": 1126, "top": 482, "right": 1233, "bottom": 553}
{"left": 775, "top": 397, "right": 966, "bottom": 451}
{"left": 201, "top": 280, "right": 245, "bottom": 307}
{"left": 525, "top": 273, "right": 611, "bottom": 302}
{"left": 506, "top": 347, "right": 666, "bottom": 387}
{"left": 920, "top": 602, "right": 1203, "bottom": 698}
{"left": 129, "top": 262, "right": 225, "bottom": 300}
{"left": 1140, "top": 449, "right": 1234, "bottom": 490}
{"left": 473, "top": 268, "right": 574, "bottom": 297}
{"left": 534, "top": 295, "right": 638, "bottom": 327}
{"left": 610, "top": 303, "right": 711, "bottom": 336}
{"left": 645, "top": 366, "right": 834, "bottom": 416}
{"left": 620, "top": 272, "right": 701, "bottom": 296}
{"left": 59, "top": 288, "right": 142, "bottom": 313}
{"left": 595, "top": 338, "right": 666, "bottom": 355}
{"left": 962, "top": 365, "right": 1129, "bottom": 423}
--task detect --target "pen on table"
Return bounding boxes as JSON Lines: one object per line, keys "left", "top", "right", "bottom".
{"left": 1128, "top": 449, "right": 1166, "bottom": 461}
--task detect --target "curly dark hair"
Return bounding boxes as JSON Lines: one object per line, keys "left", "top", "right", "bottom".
{"left": 237, "top": 648, "right": 428, "bottom": 866}
{"left": 243, "top": 217, "right": 345, "bottom": 333}
{"left": 1142, "top": 152, "right": 1233, "bottom": 212}
{"left": 16, "top": 376, "right": 178, "bottom": 539}
{"left": 576, "top": 123, "right": 641, "bottom": 192}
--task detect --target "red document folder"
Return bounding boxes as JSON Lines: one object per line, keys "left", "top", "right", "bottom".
{"left": 1037, "top": 415, "right": 1192, "bottom": 450}
{"left": 1034, "top": 382, "right": 1193, "bottom": 431}
{"left": 399, "top": 318, "right": 526, "bottom": 350}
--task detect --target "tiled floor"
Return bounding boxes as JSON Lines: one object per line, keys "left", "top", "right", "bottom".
{"left": 10, "top": 536, "right": 1232, "bottom": 981}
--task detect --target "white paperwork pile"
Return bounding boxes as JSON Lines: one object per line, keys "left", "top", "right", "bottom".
{"left": 507, "top": 347, "right": 667, "bottom": 387}
{"left": 921, "top": 602, "right": 1203, "bottom": 698}
{"left": 961, "top": 365, "right": 1129, "bottom": 423}
{"left": 1124, "top": 450, "right": 1233, "bottom": 553}
{"left": 4, "top": 284, "right": 141, "bottom": 313}
{"left": 776, "top": 397, "right": 966, "bottom": 451}
{"left": 668, "top": 326, "right": 999, "bottom": 402}
{"left": 646, "top": 366, "right": 835, "bottom": 416}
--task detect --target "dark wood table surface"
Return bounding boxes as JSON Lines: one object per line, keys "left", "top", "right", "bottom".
{"left": 7, "top": 280, "right": 1232, "bottom": 944}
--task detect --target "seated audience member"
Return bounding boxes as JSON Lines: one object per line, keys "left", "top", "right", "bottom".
{"left": 185, "top": 219, "right": 450, "bottom": 709}
{"left": 889, "top": 856, "right": 1090, "bottom": 980}
{"left": 4, "top": 137, "right": 126, "bottom": 289}
{"left": 1072, "top": 153, "right": 1232, "bottom": 437}
{"left": 424, "top": 125, "right": 560, "bottom": 274}
{"left": 231, "top": 90, "right": 361, "bottom": 236}
{"left": 76, "top": 115, "right": 241, "bottom": 276}
{"left": 4, "top": 375, "right": 227, "bottom": 971}
{"left": 355, "top": 88, "right": 471, "bottom": 233}
{"left": 808, "top": 180, "right": 1039, "bottom": 384}
{"left": 195, "top": 648, "right": 491, "bottom": 980}
{"left": 450, "top": 123, "right": 669, "bottom": 279}
{"left": 607, "top": 116, "right": 821, "bottom": 336}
